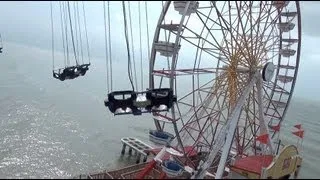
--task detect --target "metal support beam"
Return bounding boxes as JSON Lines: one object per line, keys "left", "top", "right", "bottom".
{"left": 256, "top": 75, "right": 275, "bottom": 154}
{"left": 215, "top": 72, "right": 259, "bottom": 179}
{"left": 193, "top": 71, "right": 260, "bottom": 179}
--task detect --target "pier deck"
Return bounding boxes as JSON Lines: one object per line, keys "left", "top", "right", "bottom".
{"left": 74, "top": 137, "right": 230, "bottom": 179}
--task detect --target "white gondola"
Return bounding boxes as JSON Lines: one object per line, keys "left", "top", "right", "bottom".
{"left": 149, "top": 129, "right": 174, "bottom": 145}
{"left": 173, "top": 1, "right": 199, "bottom": 16}
{"left": 278, "top": 22, "right": 295, "bottom": 32}
{"left": 159, "top": 24, "right": 180, "bottom": 31}
{"left": 154, "top": 41, "right": 181, "bottom": 57}
{"left": 282, "top": 38, "right": 298, "bottom": 46}
{"left": 161, "top": 159, "right": 184, "bottom": 177}
{"left": 271, "top": 100, "right": 287, "bottom": 108}
{"left": 273, "top": 89, "right": 291, "bottom": 95}
{"left": 279, "top": 49, "right": 296, "bottom": 57}
{"left": 277, "top": 75, "right": 294, "bottom": 83}
{"left": 278, "top": 64, "right": 295, "bottom": 70}
{"left": 280, "top": 11, "right": 297, "bottom": 18}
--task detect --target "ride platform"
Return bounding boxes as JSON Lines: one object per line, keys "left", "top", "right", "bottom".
{"left": 230, "top": 145, "right": 302, "bottom": 179}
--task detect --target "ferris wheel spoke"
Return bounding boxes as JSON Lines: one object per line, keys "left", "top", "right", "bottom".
{"left": 244, "top": 2, "right": 271, "bottom": 36}
{"left": 194, "top": 12, "right": 231, "bottom": 61}
{"left": 263, "top": 80, "right": 291, "bottom": 96}
{"left": 254, "top": 11, "right": 282, "bottom": 59}
{"left": 178, "top": 81, "right": 230, "bottom": 148}
{"left": 235, "top": 2, "right": 255, "bottom": 65}
{"left": 210, "top": 12, "right": 234, "bottom": 61}
{"left": 244, "top": 96, "right": 256, "bottom": 150}
{"left": 197, "top": 120, "right": 215, "bottom": 146}
{"left": 181, "top": 11, "right": 228, "bottom": 59}
{"left": 244, "top": 100, "right": 260, "bottom": 131}
{"left": 214, "top": 6, "right": 257, "bottom": 68}
{"left": 177, "top": 75, "right": 217, "bottom": 103}
{"left": 197, "top": 80, "right": 229, "bottom": 117}
{"left": 261, "top": 48, "right": 280, "bottom": 65}
{"left": 197, "top": 4, "right": 239, "bottom": 59}
{"left": 170, "top": 26, "right": 230, "bottom": 64}
{"left": 193, "top": 73, "right": 228, "bottom": 114}
{"left": 235, "top": 106, "right": 246, "bottom": 153}
{"left": 264, "top": 38, "right": 281, "bottom": 52}
{"left": 250, "top": 8, "right": 279, "bottom": 57}
{"left": 201, "top": 119, "right": 221, "bottom": 147}
{"left": 176, "top": 78, "right": 226, "bottom": 116}
{"left": 252, "top": 2, "right": 268, "bottom": 57}
{"left": 256, "top": 30, "right": 280, "bottom": 61}
{"left": 239, "top": 2, "right": 276, "bottom": 67}
{"left": 240, "top": 87, "right": 263, "bottom": 139}
{"left": 216, "top": 90, "right": 230, "bottom": 124}
{"left": 181, "top": 93, "right": 227, "bottom": 134}
{"left": 215, "top": 2, "right": 249, "bottom": 60}
{"left": 226, "top": 1, "right": 235, "bottom": 56}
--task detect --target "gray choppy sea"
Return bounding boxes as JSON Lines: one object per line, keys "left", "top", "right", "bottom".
{"left": 0, "top": 42, "right": 319, "bottom": 178}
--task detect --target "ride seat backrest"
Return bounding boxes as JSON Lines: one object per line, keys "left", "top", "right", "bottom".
{"left": 80, "top": 63, "right": 90, "bottom": 69}
{"left": 107, "top": 91, "right": 137, "bottom": 113}
{"left": 146, "top": 88, "right": 175, "bottom": 109}
{"left": 64, "top": 67, "right": 75, "bottom": 76}
{"left": 53, "top": 72, "right": 60, "bottom": 78}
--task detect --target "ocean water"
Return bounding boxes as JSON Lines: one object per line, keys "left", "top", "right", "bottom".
{"left": 0, "top": 42, "right": 319, "bottom": 179}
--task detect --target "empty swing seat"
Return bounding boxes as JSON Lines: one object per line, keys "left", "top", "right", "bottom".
{"left": 53, "top": 70, "right": 63, "bottom": 80}
{"left": 104, "top": 90, "right": 139, "bottom": 115}
{"left": 53, "top": 66, "right": 79, "bottom": 81}
{"left": 145, "top": 88, "right": 177, "bottom": 112}
{"left": 53, "top": 64, "right": 90, "bottom": 81}
{"left": 64, "top": 66, "right": 79, "bottom": 79}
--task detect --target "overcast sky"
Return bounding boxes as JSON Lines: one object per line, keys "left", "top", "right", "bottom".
{"left": 0, "top": 1, "right": 319, "bottom": 101}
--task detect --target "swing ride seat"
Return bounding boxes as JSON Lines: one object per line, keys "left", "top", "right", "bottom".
{"left": 64, "top": 66, "right": 80, "bottom": 79}
{"left": 52, "top": 64, "right": 90, "bottom": 81}
{"left": 53, "top": 68, "right": 68, "bottom": 81}
{"left": 104, "top": 90, "right": 140, "bottom": 115}
{"left": 0, "top": 47, "right": 2, "bottom": 53}
{"left": 145, "top": 88, "right": 177, "bottom": 112}
{"left": 53, "top": 66, "right": 79, "bottom": 81}
{"left": 78, "top": 63, "right": 90, "bottom": 76}
{"left": 104, "top": 89, "right": 177, "bottom": 115}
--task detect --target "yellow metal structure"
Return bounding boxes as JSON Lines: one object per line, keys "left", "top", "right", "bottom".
{"left": 262, "top": 145, "right": 302, "bottom": 179}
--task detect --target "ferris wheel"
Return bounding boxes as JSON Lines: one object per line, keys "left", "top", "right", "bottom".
{"left": 142, "top": 1, "right": 301, "bottom": 179}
